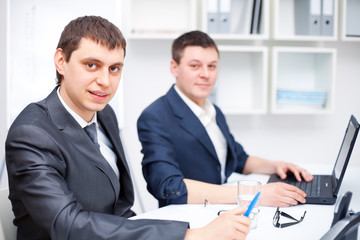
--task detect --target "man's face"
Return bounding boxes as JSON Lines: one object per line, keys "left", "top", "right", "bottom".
{"left": 55, "top": 38, "right": 124, "bottom": 122}
{"left": 171, "top": 46, "right": 218, "bottom": 107}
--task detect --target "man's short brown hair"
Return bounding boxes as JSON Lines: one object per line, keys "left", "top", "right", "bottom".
{"left": 171, "top": 30, "right": 219, "bottom": 64}
{"left": 56, "top": 16, "right": 126, "bottom": 84}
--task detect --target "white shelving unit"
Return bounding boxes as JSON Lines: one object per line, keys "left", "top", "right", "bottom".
{"left": 215, "top": 46, "right": 268, "bottom": 114}
{"left": 273, "top": 0, "right": 338, "bottom": 41}
{"left": 124, "top": 0, "right": 339, "bottom": 115}
{"left": 123, "top": 0, "right": 198, "bottom": 39}
{"left": 271, "top": 47, "right": 336, "bottom": 114}
{"left": 202, "top": 0, "right": 270, "bottom": 40}
{"left": 124, "top": 0, "right": 269, "bottom": 40}
{"left": 341, "top": 0, "right": 360, "bottom": 41}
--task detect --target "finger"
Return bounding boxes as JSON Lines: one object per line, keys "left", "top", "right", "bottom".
{"left": 235, "top": 220, "right": 251, "bottom": 237}
{"left": 225, "top": 207, "right": 247, "bottom": 216}
{"left": 234, "top": 216, "right": 251, "bottom": 234}
{"left": 280, "top": 195, "right": 300, "bottom": 206}
{"left": 281, "top": 182, "right": 305, "bottom": 194}
{"left": 286, "top": 166, "right": 303, "bottom": 182}
{"left": 286, "top": 188, "right": 307, "bottom": 203}
{"left": 234, "top": 228, "right": 249, "bottom": 240}
{"left": 276, "top": 166, "right": 289, "bottom": 180}
{"left": 301, "top": 169, "right": 314, "bottom": 182}
{"left": 278, "top": 183, "right": 306, "bottom": 203}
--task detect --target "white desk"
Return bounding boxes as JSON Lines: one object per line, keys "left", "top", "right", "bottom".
{"left": 132, "top": 164, "right": 360, "bottom": 239}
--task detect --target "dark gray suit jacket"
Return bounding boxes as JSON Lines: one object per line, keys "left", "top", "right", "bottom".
{"left": 6, "top": 87, "right": 188, "bottom": 239}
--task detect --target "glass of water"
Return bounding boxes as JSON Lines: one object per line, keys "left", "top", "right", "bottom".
{"left": 237, "top": 180, "right": 261, "bottom": 229}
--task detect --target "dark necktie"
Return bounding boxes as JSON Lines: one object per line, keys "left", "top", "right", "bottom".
{"left": 84, "top": 123, "right": 100, "bottom": 148}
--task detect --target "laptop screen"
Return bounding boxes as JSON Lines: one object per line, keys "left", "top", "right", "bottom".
{"left": 332, "top": 115, "right": 359, "bottom": 195}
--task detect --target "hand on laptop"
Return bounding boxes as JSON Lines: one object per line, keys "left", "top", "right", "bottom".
{"left": 260, "top": 182, "right": 307, "bottom": 207}
{"left": 274, "top": 161, "right": 314, "bottom": 182}
{"left": 257, "top": 162, "right": 313, "bottom": 207}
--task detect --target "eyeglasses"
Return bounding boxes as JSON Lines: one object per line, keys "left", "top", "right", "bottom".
{"left": 273, "top": 207, "right": 307, "bottom": 228}
{"left": 204, "top": 199, "right": 227, "bottom": 216}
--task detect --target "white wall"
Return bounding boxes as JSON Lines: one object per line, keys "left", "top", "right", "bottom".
{"left": 0, "top": 0, "right": 9, "bottom": 188}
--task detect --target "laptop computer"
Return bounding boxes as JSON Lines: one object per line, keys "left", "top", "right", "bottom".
{"left": 267, "top": 115, "right": 359, "bottom": 205}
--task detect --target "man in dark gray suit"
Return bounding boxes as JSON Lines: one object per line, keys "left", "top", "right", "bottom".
{"left": 5, "top": 16, "right": 251, "bottom": 239}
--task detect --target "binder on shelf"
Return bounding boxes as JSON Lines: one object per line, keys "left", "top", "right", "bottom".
{"left": 294, "top": 0, "right": 322, "bottom": 36}
{"left": 321, "top": 0, "right": 334, "bottom": 36}
{"left": 219, "top": 0, "right": 231, "bottom": 34}
{"left": 277, "top": 89, "right": 327, "bottom": 107}
{"left": 207, "top": 0, "right": 219, "bottom": 33}
{"left": 346, "top": 0, "right": 360, "bottom": 37}
{"left": 206, "top": 0, "right": 261, "bottom": 35}
{"left": 229, "top": 0, "right": 254, "bottom": 34}
{"left": 250, "top": 0, "right": 262, "bottom": 34}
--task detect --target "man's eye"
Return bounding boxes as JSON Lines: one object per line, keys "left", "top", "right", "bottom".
{"left": 191, "top": 64, "right": 199, "bottom": 68}
{"left": 86, "top": 63, "right": 96, "bottom": 70}
{"left": 110, "top": 66, "right": 119, "bottom": 73}
{"left": 209, "top": 64, "right": 217, "bottom": 69}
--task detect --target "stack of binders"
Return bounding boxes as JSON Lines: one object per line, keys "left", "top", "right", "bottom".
{"left": 277, "top": 89, "right": 327, "bottom": 108}
{"left": 294, "top": 0, "right": 334, "bottom": 36}
{"left": 207, "top": 0, "right": 262, "bottom": 34}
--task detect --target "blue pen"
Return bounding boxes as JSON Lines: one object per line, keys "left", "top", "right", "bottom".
{"left": 244, "top": 192, "right": 260, "bottom": 217}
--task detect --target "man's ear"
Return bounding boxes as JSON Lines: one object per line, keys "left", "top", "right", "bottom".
{"left": 54, "top": 48, "right": 66, "bottom": 77}
{"left": 170, "top": 59, "right": 179, "bottom": 78}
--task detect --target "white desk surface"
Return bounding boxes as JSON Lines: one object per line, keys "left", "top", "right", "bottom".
{"left": 132, "top": 164, "right": 360, "bottom": 240}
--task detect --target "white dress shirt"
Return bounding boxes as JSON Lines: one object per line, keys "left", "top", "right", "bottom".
{"left": 56, "top": 87, "right": 120, "bottom": 179}
{"left": 175, "top": 86, "right": 228, "bottom": 183}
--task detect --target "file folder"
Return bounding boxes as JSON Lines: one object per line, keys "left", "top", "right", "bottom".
{"left": 294, "top": 0, "right": 321, "bottom": 36}
{"left": 250, "top": 0, "right": 262, "bottom": 34}
{"left": 230, "top": 0, "right": 254, "bottom": 34}
{"left": 207, "top": 0, "right": 219, "bottom": 33}
{"left": 346, "top": 0, "right": 360, "bottom": 37}
{"left": 219, "top": 0, "right": 231, "bottom": 34}
{"left": 321, "top": 0, "right": 334, "bottom": 36}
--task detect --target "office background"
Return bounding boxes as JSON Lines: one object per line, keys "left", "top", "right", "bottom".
{"left": 1, "top": 0, "right": 360, "bottom": 214}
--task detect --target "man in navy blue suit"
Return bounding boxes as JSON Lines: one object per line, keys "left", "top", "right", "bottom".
{"left": 137, "top": 30, "right": 314, "bottom": 208}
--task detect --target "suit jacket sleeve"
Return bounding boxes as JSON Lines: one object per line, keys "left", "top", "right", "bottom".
{"left": 6, "top": 111, "right": 188, "bottom": 240}
{"left": 137, "top": 105, "right": 189, "bottom": 206}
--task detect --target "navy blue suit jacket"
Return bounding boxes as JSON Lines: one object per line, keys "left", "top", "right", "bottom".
{"left": 6, "top": 87, "right": 188, "bottom": 239}
{"left": 137, "top": 85, "right": 249, "bottom": 207}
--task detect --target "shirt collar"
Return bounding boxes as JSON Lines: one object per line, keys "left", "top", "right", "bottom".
{"left": 56, "top": 86, "right": 97, "bottom": 128}
{"left": 174, "top": 85, "right": 216, "bottom": 126}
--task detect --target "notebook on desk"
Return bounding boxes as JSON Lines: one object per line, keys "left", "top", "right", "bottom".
{"left": 268, "top": 115, "right": 360, "bottom": 205}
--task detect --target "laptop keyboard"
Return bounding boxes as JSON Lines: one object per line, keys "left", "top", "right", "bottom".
{"left": 292, "top": 175, "right": 321, "bottom": 197}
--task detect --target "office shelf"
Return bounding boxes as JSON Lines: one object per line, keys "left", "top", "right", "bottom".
{"left": 201, "top": 0, "right": 270, "bottom": 40}
{"left": 214, "top": 46, "right": 268, "bottom": 114}
{"left": 341, "top": 0, "right": 360, "bottom": 41}
{"left": 124, "top": 0, "right": 340, "bottom": 115}
{"left": 123, "top": 0, "right": 198, "bottom": 39}
{"left": 271, "top": 47, "right": 336, "bottom": 114}
{"left": 273, "top": 0, "right": 338, "bottom": 41}
{"left": 124, "top": 0, "right": 269, "bottom": 40}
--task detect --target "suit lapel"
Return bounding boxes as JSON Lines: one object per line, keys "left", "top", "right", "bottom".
{"left": 98, "top": 109, "right": 131, "bottom": 176}
{"left": 166, "top": 85, "right": 219, "bottom": 161}
{"left": 98, "top": 107, "right": 134, "bottom": 206}
{"left": 46, "top": 87, "right": 120, "bottom": 199}
{"left": 215, "top": 109, "right": 234, "bottom": 151}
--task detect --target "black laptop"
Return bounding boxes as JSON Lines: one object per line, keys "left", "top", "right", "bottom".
{"left": 268, "top": 115, "right": 359, "bottom": 205}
